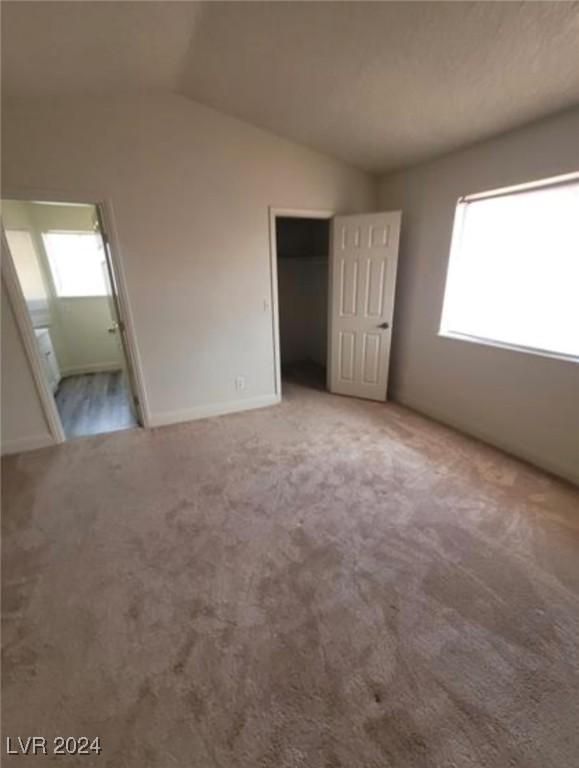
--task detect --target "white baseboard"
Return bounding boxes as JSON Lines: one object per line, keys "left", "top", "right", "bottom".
{"left": 391, "top": 388, "right": 579, "bottom": 487}
{"left": 59, "top": 362, "right": 122, "bottom": 377}
{"left": 149, "top": 394, "right": 281, "bottom": 428}
{"left": 1, "top": 433, "right": 55, "bottom": 456}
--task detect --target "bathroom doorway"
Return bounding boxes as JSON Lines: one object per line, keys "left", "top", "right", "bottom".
{"left": 2, "top": 196, "right": 144, "bottom": 440}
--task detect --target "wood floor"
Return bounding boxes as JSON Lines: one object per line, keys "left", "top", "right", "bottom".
{"left": 55, "top": 371, "right": 138, "bottom": 439}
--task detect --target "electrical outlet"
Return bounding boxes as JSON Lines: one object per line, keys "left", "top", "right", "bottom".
{"left": 235, "top": 376, "right": 246, "bottom": 392}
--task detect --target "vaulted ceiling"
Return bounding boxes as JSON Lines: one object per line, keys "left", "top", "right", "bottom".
{"left": 3, "top": 1, "right": 579, "bottom": 173}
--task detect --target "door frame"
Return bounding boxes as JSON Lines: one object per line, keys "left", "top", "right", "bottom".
{"left": 1, "top": 186, "right": 151, "bottom": 444}
{"left": 268, "top": 207, "right": 334, "bottom": 397}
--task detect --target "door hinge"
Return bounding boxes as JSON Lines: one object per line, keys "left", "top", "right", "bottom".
{"left": 118, "top": 320, "right": 125, "bottom": 333}
{"left": 133, "top": 395, "right": 140, "bottom": 406}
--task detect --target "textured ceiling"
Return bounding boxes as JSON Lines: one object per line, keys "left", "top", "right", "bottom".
{"left": 1, "top": 2, "right": 201, "bottom": 96}
{"left": 3, "top": 1, "right": 579, "bottom": 173}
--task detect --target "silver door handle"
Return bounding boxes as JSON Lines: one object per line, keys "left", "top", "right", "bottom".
{"left": 107, "top": 324, "right": 118, "bottom": 334}
{"left": 377, "top": 322, "right": 389, "bottom": 329}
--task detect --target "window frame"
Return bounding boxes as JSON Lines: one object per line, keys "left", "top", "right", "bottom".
{"left": 438, "top": 172, "right": 579, "bottom": 365}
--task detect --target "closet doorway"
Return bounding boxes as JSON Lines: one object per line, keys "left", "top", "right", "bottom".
{"left": 272, "top": 209, "right": 332, "bottom": 394}
{"left": 2, "top": 195, "right": 146, "bottom": 442}
{"left": 270, "top": 207, "right": 402, "bottom": 403}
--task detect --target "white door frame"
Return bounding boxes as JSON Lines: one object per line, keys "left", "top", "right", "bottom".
{"left": 1, "top": 186, "right": 151, "bottom": 445}
{"left": 2, "top": 226, "right": 66, "bottom": 443}
{"left": 268, "top": 207, "right": 334, "bottom": 397}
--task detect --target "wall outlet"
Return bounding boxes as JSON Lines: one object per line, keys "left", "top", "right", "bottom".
{"left": 235, "top": 376, "right": 246, "bottom": 392}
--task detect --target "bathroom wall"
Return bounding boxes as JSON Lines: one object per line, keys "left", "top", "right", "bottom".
{"left": 1, "top": 279, "right": 53, "bottom": 454}
{"left": 2, "top": 200, "right": 123, "bottom": 377}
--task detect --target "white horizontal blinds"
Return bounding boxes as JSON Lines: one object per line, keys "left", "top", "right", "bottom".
{"left": 441, "top": 179, "right": 579, "bottom": 358}
{"left": 43, "top": 232, "right": 108, "bottom": 298}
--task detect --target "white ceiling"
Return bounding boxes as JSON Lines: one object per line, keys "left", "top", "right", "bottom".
{"left": 3, "top": 1, "right": 579, "bottom": 173}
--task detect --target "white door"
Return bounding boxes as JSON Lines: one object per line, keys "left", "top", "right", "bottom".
{"left": 35, "top": 329, "right": 61, "bottom": 393}
{"left": 328, "top": 211, "right": 401, "bottom": 401}
{"left": 96, "top": 212, "right": 143, "bottom": 427}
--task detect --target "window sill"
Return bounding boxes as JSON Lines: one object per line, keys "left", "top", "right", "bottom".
{"left": 56, "top": 295, "right": 108, "bottom": 300}
{"left": 438, "top": 330, "right": 579, "bottom": 365}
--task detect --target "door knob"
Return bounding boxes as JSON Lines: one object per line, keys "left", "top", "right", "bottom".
{"left": 377, "top": 322, "right": 389, "bottom": 329}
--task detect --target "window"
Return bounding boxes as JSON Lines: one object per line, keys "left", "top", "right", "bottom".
{"left": 43, "top": 231, "right": 109, "bottom": 298}
{"left": 440, "top": 176, "right": 579, "bottom": 360}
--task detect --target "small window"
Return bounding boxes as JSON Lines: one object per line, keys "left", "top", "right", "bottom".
{"left": 43, "top": 231, "right": 109, "bottom": 298}
{"left": 440, "top": 176, "right": 579, "bottom": 360}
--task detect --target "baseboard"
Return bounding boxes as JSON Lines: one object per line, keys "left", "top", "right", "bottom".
{"left": 1, "top": 433, "right": 55, "bottom": 456}
{"left": 390, "top": 388, "right": 579, "bottom": 487}
{"left": 149, "top": 394, "right": 281, "bottom": 429}
{"left": 59, "top": 363, "right": 122, "bottom": 377}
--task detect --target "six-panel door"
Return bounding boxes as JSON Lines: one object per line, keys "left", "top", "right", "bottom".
{"left": 328, "top": 211, "right": 402, "bottom": 401}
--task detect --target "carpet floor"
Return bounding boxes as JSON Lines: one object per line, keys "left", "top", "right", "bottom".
{"left": 2, "top": 378, "right": 579, "bottom": 767}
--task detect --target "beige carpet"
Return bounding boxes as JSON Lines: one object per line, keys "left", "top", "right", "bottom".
{"left": 2, "top": 376, "right": 579, "bottom": 767}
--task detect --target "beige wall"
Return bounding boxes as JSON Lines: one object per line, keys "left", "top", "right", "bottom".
{"left": 6, "top": 94, "right": 572, "bottom": 478}
{"left": 1, "top": 92, "right": 375, "bottom": 446}
{"left": 379, "top": 108, "right": 579, "bottom": 484}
